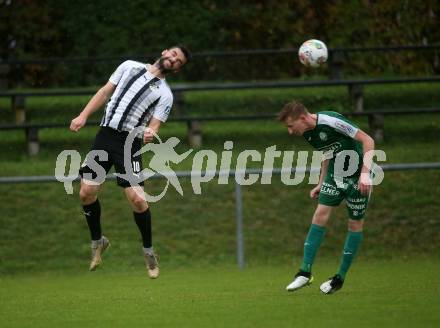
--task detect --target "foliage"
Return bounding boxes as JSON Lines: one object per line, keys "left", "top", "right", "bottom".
{"left": 1, "top": 0, "right": 439, "bottom": 87}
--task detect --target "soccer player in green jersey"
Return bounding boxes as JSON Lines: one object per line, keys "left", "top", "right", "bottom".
{"left": 279, "top": 101, "right": 375, "bottom": 294}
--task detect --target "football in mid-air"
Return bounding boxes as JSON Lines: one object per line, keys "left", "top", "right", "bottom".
{"left": 298, "top": 39, "right": 328, "bottom": 67}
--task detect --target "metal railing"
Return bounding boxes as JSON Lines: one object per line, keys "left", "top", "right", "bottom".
{"left": 1, "top": 76, "right": 440, "bottom": 98}
{"left": 1, "top": 44, "right": 439, "bottom": 65}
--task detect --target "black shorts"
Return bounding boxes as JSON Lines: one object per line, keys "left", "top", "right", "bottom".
{"left": 79, "top": 127, "right": 144, "bottom": 188}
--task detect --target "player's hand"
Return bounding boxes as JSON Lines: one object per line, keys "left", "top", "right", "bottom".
{"left": 70, "top": 115, "right": 86, "bottom": 132}
{"left": 143, "top": 128, "right": 156, "bottom": 143}
{"left": 358, "top": 173, "right": 372, "bottom": 196}
{"left": 310, "top": 185, "right": 321, "bottom": 199}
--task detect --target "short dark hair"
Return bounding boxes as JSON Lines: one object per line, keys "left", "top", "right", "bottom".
{"left": 277, "top": 101, "right": 308, "bottom": 122}
{"left": 171, "top": 44, "right": 192, "bottom": 63}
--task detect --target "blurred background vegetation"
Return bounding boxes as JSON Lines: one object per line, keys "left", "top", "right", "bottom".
{"left": 1, "top": 0, "right": 439, "bottom": 87}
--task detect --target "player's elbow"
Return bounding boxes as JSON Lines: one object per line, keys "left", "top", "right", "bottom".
{"left": 365, "top": 134, "right": 375, "bottom": 149}
{"left": 357, "top": 131, "right": 375, "bottom": 150}
{"left": 98, "top": 83, "right": 116, "bottom": 100}
{"left": 98, "top": 87, "right": 112, "bottom": 101}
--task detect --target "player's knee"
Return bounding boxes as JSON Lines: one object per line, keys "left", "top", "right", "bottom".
{"left": 312, "top": 206, "right": 331, "bottom": 225}
{"left": 79, "top": 185, "right": 97, "bottom": 204}
{"left": 312, "top": 214, "right": 328, "bottom": 226}
{"left": 348, "top": 219, "right": 363, "bottom": 231}
{"left": 129, "top": 194, "right": 148, "bottom": 212}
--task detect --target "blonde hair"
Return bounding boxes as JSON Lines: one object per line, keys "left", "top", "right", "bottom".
{"left": 277, "top": 101, "right": 308, "bottom": 122}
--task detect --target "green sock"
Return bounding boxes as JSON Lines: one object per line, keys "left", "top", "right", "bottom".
{"left": 337, "top": 231, "right": 363, "bottom": 280}
{"left": 300, "top": 224, "right": 326, "bottom": 273}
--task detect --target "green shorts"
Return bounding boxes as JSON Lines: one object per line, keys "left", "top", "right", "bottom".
{"left": 318, "top": 172, "right": 371, "bottom": 220}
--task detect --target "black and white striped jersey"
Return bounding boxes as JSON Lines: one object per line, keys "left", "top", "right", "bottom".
{"left": 100, "top": 60, "right": 173, "bottom": 134}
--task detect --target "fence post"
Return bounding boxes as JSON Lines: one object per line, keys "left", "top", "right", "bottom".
{"left": 0, "top": 64, "right": 10, "bottom": 89}
{"left": 12, "top": 95, "right": 26, "bottom": 124}
{"left": 174, "top": 91, "right": 204, "bottom": 148}
{"left": 26, "top": 127, "right": 40, "bottom": 156}
{"left": 348, "top": 84, "right": 364, "bottom": 112}
{"left": 187, "top": 120, "right": 202, "bottom": 148}
{"left": 173, "top": 91, "right": 185, "bottom": 117}
{"left": 235, "top": 182, "right": 245, "bottom": 269}
{"left": 329, "top": 50, "right": 344, "bottom": 80}
{"left": 368, "top": 114, "right": 384, "bottom": 143}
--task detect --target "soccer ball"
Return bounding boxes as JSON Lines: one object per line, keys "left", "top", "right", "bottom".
{"left": 298, "top": 39, "right": 328, "bottom": 68}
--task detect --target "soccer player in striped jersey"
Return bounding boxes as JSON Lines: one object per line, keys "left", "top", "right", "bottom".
{"left": 278, "top": 101, "right": 375, "bottom": 294}
{"left": 69, "top": 45, "right": 191, "bottom": 278}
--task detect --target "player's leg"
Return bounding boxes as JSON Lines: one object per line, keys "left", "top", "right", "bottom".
{"left": 287, "top": 167, "right": 345, "bottom": 293}
{"left": 78, "top": 128, "right": 114, "bottom": 271}
{"left": 79, "top": 179, "right": 101, "bottom": 240}
{"left": 338, "top": 219, "right": 363, "bottom": 280}
{"left": 320, "top": 219, "right": 363, "bottom": 294}
{"left": 124, "top": 186, "right": 150, "bottom": 250}
{"left": 302, "top": 204, "right": 333, "bottom": 272}
{"left": 79, "top": 179, "right": 111, "bottom": 271}
{"left": 79, "top": 127, "right": 113, "bottom": 242}
{"left": 113, "top": 134, "right": 159, "bottom": 279}
{"left": 124, "top": 186, "right": 159, "bottom": 279}
{"left": 286, "top": 204, "right": 334, "bottom": 291}
{"left": 320, "top": 186, "right": 369, "bottom": 294}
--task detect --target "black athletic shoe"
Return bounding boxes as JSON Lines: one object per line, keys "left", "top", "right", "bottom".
{"left": 320, "top": 274, "right": 344, "bottom": 294}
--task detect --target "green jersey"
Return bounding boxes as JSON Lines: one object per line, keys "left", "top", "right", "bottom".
{"left": 303, "top": 111, "right": 369, "bottom": 219}
{"left": 303, "top": 111, "right": 363, "bottom": 172}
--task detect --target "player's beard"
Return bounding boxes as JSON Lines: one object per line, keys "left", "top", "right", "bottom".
{"left": 156, "top": 57, "right": 173, "bottom": 74}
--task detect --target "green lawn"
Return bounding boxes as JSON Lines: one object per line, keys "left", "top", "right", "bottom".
{"left": 1, "top": 169, "right": 439, "bottom": 275}
{"left": 1, "top": 259, "right": 439, "bottom": 328}
{"left": 1, "top": 83, "right": 439, "bottom": 327}
{"left": 1, "top": 86, "right": 439, "bottom": 327}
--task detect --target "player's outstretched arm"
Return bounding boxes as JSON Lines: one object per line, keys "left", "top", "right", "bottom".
{"left": 70, "top": 81, "right": 116, "bottom": 132}
{"left": 354, "top": 129, "right": 375, "bottom": 195}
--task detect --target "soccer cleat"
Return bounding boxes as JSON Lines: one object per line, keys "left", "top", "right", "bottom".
{"left": 320, "top": 274, "right": 344, "bottom": 294}
{"left": 286, "top": 271, "right": 314, "bottom": 292}
{"left": 89, "top": 236, "right": 110, "bottom": 271}
{"left": 144, "top": 251, "right": 160, "bottom": 279}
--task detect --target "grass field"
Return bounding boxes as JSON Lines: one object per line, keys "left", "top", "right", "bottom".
{"left": 1, "top": 168, "right": 439, "bottom": 274}
{"left": 1, "top": 85, "right": 439, "bottom": 327}
{"left": 1, "top": 259, "right": 439, "bottom": 328}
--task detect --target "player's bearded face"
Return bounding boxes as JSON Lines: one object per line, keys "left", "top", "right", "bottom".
{"left": 156, "top": 48, "right": 186, "bottom": 74}
{"left": 157, "top": 56, "right": 174, "bottom": 74}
